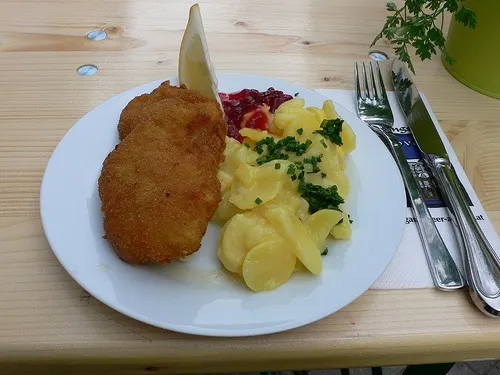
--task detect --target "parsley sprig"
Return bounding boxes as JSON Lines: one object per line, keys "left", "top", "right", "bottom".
{"left": 372, "top": 0, "right": 477, "bottom": 73}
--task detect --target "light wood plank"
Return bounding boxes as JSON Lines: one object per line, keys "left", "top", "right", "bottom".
{"left": 1, "top": 0, "right": 500, "bottom": 372}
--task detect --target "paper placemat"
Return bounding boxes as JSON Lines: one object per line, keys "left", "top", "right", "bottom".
{"left": 315, "top": 89, "right": 500, "bottom": 289}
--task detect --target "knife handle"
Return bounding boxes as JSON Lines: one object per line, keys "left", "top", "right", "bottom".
{"left": 428, "top": 155, "right": 500, "bottom": 316}
{"left": 373, "top": 127, "right": 465, "bottom": 290}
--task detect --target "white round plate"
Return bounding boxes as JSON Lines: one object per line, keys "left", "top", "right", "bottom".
{"left": 41, "top": 73, "right": 405, "bottom": 337}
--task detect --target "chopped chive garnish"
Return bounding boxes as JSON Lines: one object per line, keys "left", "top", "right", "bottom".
{"left": 253, "top": 136, "right": 312, "bottom": 164}
{"left": 314, "top": 119, "right": 344, "bottom": 146}
{"left": 298, "top": 170, "right": 305, "bottom": 182}
{"left": 298, "top": 182, "right": 344, "bottom": 214}
{"left": 254, "top": 137, "right": 274, "bottom": 154}
{"left": 294, "top": 92, "right": 299, "bottom": 97}
{"left": 244, "top": 143, "right": 251, "bottom": 148}
{"left": 252, "top": 133, "right": 347, "bottom": 216}
{"left": 256, "top": 156, "right": 266, "bottom": 165}
{"left": 321, "top": 248, "right": 329, "bottom": 256}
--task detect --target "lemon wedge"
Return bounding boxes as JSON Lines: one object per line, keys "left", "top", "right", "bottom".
{"left": 179, "top": 4, "right": 221, "bottom": 104}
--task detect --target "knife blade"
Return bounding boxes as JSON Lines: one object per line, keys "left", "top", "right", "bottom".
{"left": 392, "top": 59, "right": 500, "bottom": 317}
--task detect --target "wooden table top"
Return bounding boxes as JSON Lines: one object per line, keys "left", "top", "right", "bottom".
{"left": 1, "top": 0, "right": 500, "bottom": 373}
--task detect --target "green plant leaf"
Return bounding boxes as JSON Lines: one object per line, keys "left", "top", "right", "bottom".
{"left": 386, "top": 1, "right": 397, "bottom": 11}
{"left": 371, "top": 0, "right": 477, "bottom": 74}
{"left": 444, "top": 0, "right": 459, "bottom": 14}
{"left": 455, "top": 6, "right": 477, "bottom": 28}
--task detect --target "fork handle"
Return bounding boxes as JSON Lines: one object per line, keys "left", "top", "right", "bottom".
{"left": 372, "top": 126, "right": 465, "bottom": 291}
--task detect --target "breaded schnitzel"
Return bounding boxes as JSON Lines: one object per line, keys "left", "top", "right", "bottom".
{"left": 98, "top": 83, "right": 226, "bottom": 264}
{"left": 118, "top": 81, "right": 216, "bottom": 141}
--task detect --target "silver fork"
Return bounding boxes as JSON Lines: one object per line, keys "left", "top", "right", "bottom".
{"left": 355, "top": 61, "right": 465, "bottom": 291}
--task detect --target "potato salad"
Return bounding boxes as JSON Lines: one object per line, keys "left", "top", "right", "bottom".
{"left": 215, "top": 98, "right": 356, "bottom": 292}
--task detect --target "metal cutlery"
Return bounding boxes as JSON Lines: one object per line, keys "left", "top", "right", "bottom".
{"left": 391, "top": 59, "right": 500, "bottom": 316}
{"left": 354, "top": 61, "right": 465, "bottom": 291}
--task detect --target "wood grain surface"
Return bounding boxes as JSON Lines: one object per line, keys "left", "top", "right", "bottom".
{"left": 1, "top": 0, "right": 500, "bottom": 373}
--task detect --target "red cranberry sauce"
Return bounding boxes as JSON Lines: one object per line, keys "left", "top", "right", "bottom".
{"left": 219, "top": 88, "right": 293, "bottom": 142}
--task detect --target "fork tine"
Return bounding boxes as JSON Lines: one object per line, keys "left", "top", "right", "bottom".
{"left": 376, "top": 62, "right": 388, "bottom": 100}
{"left": 362, "top": 62, "right": 371, "bottom": 99}
{"left": 354, "top": 62, "right": 361, "bottom": 100}
{"left": 369, "top": 62, "right": 379, "bottom": 100}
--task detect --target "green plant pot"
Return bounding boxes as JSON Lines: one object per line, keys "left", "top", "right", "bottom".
{"left": 443, "top": 0, "right": 500, "bottom": 99}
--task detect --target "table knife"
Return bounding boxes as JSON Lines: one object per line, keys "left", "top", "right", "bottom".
{"left": 392, "top": 59, "right": 500, "bottom": 317}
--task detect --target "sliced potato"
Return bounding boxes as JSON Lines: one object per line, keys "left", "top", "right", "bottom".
{"left": 242, "top": 236, "right": 296, "bottom": 292}
{"left": 267, "top": 118, "right": 284, "bottom": 136}
{"left": 233, "top": 163, "right": 258, "bottom": 187}
{"left": 306, "top": 107, "right": 327, "bottom": 125}
{"left": 330, "top": 212, "right": 352, "bottom": 240}
{"left": 217, "top": 170, "right": 232, "bottom": 193}
{"left": 284, "top": 191, "right": 309, "bottom": 221}
{"left": 220, "top": 141, "right": 258, "bottom": 175}
{"left": 264, "top": 206, "right": 322, "bottom": 275}
{"left": 322, "top": 100, "right": 339, "bottom": 119}
{"left": 294, "top": 260, "right": 308, "bottom": 273}
{"left": 218, "top": 213, "right": 260, "bottom": 273}
{"left": 337, "top": 145, "right": 346, "bottom": 170}
{"left": 224, "top": 136, "right": 240, "bottom": 154}
{"left": 271, "top": 189, "right": 310, "bottom": 222}
{"left": 273, "top": 112, "right": 300, "bottom": 130}
{"left": 216, "top": 189, "right": 244, "bottom": 223}
{"left": 230, "top": 164, "right": 285, "bottom": 209}
{"left": 321, "top": 100, "right": 356, "bottom": 154}
{"left": 328, "top": 169, "right": 349, "bottom": 198}
{"left": 240, "top": 128, "right": 272, "bottom": 142}
{"left": 341, "top": 122, "right": 356, "bottom": 154}
{"left": 276, "top": 107, "right": 305, "bottom": 117}
{"left": 282, "top": 111, "right": 319, "bottom": 137}
{"left": 241, "top": 138, "right": 257, "bottom": 150}
{"left": 277, "top": 98, "right": 305, "bottom": 112}
{"left": 213, "top": 191, "right": 241, "bottom": 224}
{"left": 244, "top": 216, "right": 276, "bottom": 249}
{"left": 218, "top": 219, "right": 231, "bottom": 248}
{"left": 306, "top": 209, "right": 344, "bottom": 249}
